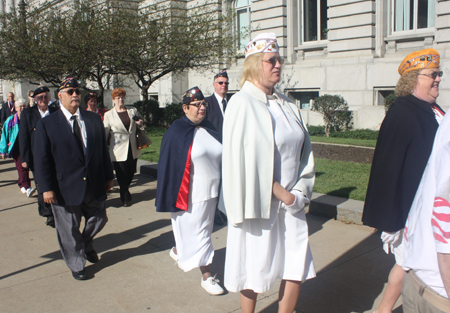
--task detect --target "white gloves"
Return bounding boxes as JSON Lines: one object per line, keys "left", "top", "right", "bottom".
{"left": 381, "top": 230, "right": 402, "bottom": 254}
{"left": 283, "top": 190, "right": 309, "bottom": 215}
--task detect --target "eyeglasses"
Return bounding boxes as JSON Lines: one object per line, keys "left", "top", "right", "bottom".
{"left": 418, "top": 71, "right": 443, "bottom": 80}
{"left": 115, "top": 96, "right": 125, "bottom": 100}
{"left": 262, "top": 57, "right": 285, "bottom": 66}
{"left": 61, "top": 88, "right": 81, "bottom": 96}
{"left": 216, "top": 81, "right": 229, "bottom": 85}
{"left": 190, "top": 101, "right": 208, "bottom": 108}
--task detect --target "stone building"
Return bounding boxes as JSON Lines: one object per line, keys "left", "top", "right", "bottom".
{"left": 1, "top": 0, "right": 449, "bottom": 129}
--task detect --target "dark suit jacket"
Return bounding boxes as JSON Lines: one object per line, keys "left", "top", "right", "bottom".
{"left": 362, "top": 95, "right": 443, "bottom": 232}
{"left": 19, "top": 105, "right": 59, "bottom": 171}
{"left": 1, "top": 102, "right": 15, "bottom": 126}
{"left": 205, "top": 94, "right": 228, "bottom": 140}
{"left": 34, "top": 109, "right": 114, "bottom": 206}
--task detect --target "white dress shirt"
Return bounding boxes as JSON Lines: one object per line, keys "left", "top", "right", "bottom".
{"left": 214, "top": 92, "right": 226, "bottom": 116}
{"left": 60, "top": 105, "right": 87, "bottom": 155}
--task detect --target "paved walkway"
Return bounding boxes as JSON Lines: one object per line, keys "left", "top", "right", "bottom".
{"left": 0, "top": 158, "right": 402, "bottom": 313}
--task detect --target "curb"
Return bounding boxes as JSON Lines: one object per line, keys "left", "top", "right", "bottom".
{"left": 139, "top": 162, "right": 365, "bottom": 225}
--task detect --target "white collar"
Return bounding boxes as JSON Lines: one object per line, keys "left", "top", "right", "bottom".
{"left": 60, "top": 105, "right": 81, "bottom": 122}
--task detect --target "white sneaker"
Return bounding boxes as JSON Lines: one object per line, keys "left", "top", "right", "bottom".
{"left": 201, "top": 275, "right": 225, "bottom": 295}
{"left": 169, "top": 247, "right": 179, "bottom": 262}
{"left": 20, "top": 187, "right": 27, "bottom": 194}
{"left": 27, "top": 187, "right": 36, "bottom": 197}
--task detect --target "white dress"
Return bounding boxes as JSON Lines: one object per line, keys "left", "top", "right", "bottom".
{"left": 224, "top": 99, "right": 316, "bottom": 293}
{"left": 171, "top": 127, "right": 222, "bottom": 272}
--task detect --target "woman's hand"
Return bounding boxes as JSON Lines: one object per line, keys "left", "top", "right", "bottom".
{"left": 135, "top": 119, "right": 143, "bottom": 127}
{"left": 273, "top": 181, "right": 295, "bottom": 205}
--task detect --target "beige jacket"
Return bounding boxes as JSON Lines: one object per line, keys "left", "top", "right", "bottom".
{"left": 104, "top": 106, "right": 142, "bottom": 162}
{"left": 219, "top": 81, "right": 315, "bottom": 225}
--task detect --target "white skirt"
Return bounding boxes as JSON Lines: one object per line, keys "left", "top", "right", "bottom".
{"left": 224, "top": 207, "right": 316, "bottom": 293}
{"left": 171, "top": 197, "right": 217, "bottom": 272}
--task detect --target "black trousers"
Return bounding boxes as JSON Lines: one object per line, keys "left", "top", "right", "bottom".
{"left": 113, "top": 143, "right": 137, "bottom": 203}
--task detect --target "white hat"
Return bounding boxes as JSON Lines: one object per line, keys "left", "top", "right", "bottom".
{"left": 244, "top": 33, "right": 279, "bottom": 59}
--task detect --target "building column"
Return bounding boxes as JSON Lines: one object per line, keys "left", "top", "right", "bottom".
{"left": 5, "top": 0, "right": 14, "bottom": 13}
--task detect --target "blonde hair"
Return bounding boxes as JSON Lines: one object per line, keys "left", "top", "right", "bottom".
{"left": 395, "top": 69, "right": 420, "bottom": 97}
{"left": 239, "top": 53, "right": 264, "bottom": 88}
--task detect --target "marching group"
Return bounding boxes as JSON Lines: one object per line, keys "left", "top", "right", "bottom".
{"left": 0, "top": 32, "right": 449, "bottom": 313}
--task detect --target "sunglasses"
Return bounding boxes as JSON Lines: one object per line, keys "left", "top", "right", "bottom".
{"left": 61, "top": 88, "right": 81, "bottom": 95}
{"left": 190, "top": 101, "right": 208, "bottom": 108}
{"left": 262, "top": 56, "right": 285, "bottom": 66}
{"left": 216, "top": 81, "right": 229, "bottom": 85}
{"left": 418, "top": 71, "right": 443, "bottom": 80}
{"left": 36, "top": 95, "right": 48, "bottom": 101}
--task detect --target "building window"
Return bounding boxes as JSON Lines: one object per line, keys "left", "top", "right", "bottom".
{"left": 303, "top": 0, "right": 328, "bottom": 42}
{"left": 287, "top": 90, "right": 319, "bottom": 110}
{"left": 393, "top": 0, "right": 435, "bottom": 32}
{"left": 236, "top": 0, "right": 251, "bottom": 50}
{"left": 373, "top": 88, "right": 396, "bottom": 107}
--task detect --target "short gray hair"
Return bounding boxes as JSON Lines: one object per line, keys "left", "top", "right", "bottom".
{"left": 15, "top": 98, "right": 26, "bottom": 107}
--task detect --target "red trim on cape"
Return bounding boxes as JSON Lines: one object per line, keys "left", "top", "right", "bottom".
{"left": 175, "top": 143, "right": 193, "bottom": 211}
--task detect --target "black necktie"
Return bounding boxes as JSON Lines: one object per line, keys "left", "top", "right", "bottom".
{"left": 71, "top": 115, "right": 84, "bottom": 152}
{"left": 222, "top": 98, "right": 227, "bottom": 113}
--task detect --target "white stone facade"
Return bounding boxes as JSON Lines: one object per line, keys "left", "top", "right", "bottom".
{"left": 139, "top": 0, "right": 450, "bottom": 129}
{"left": 1, "top": 0, "right": 449, "bottom": 129}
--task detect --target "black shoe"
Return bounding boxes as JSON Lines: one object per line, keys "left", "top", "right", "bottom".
{"left": 86, "top": 250, "right": 99, "bottom": 263}
{"left": 46, "top": 216, "right": 55, "bottom": 228}
{"left": 72, "top": 270, "right": 86, "bottom": 280}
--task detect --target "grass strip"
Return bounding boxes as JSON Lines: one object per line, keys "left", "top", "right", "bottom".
{"left": 139, "top": 133, "right": 372, "bottom": 202}
{"left": 314, "top": 158, "right": 370, "bottom": 201}
{"left": 139, "top": 136, "right": 163, "bottom": 163}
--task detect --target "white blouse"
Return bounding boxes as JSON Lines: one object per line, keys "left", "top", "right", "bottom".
{"left": 267, "top": 99, "right": 308, "bottom": 214}
{"left": 188, "top": 127, "right": 222, "bottom": 204}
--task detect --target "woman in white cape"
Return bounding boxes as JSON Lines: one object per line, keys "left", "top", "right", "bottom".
{"left": 220, "top": 33, "right": 316, "bottom": 313}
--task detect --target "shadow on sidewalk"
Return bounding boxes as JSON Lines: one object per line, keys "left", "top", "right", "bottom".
{"left": 259, "top": 231, "right": 397, "bottom": 313}
{"left": 88, "top": 218, "right": 173, "bottom": 275}
{"left": 107, "top": 175, "right": 157, "bottom": 208}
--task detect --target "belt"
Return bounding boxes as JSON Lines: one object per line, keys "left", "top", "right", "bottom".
{"left": 407, "top": 270, "right": 450, "bottom": 313}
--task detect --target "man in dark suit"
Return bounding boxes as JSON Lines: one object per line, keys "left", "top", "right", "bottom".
{"left": 1, "top": 92, "right": 16, "bottom": 126}
{"left": 205, "top": 69, "right": 229, "bottom": 225}
{"left": 205, "top": 69, "right": 229, "bottom": 141}
{"left": 20, "top": 86, "right": 59, "bottom": 227}
{"left": 34, "top": 75, "right": 114, "bottom": 280}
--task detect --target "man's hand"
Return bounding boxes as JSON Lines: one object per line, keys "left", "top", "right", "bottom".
{"left": 105, "top": 180, "right": 113, "bottom": 193}
{"left": 273, "top": 181, "right": 295, "bottom": 206}
{"left": 21, "top": 162, "right": 28, "bottom": 168}
{"left": 43, "top": 191, "right": 56, "bottom": 204}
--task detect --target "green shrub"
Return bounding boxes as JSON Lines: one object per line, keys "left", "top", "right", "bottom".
{"left": 307, "top": 125, "right": 326, "bottom": 136}
{"left": 385, "top": 93, "right": 397, "bottom": 112}
{"left": 330, "top": 129, "right": 379, "bottom": 140}
{"left": 312, "top": 94, "right": 353, "bottom": 137}
{"left": 133, "top": 99, "right": 164, "bottom": 126}
{"left": 163, "top": 102, "right": 184, "bottom": 126}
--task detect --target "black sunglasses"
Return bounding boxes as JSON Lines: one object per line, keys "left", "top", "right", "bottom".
{"left": 190, "top": 101, "right": 208, "bottom": 108}
{"left": 262, "top": 57, "right": 285, "bottom": 66}
{"left": 418, "top": 71, "right": 443, "bottom": 80}
{"left": 216, "top": 81, "right": 229, "bottom": 85}
{"left": 61, "top": 88, "right": 81, "bottom": 95}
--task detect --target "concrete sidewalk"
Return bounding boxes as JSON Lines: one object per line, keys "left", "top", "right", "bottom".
{"left": 0, "top": 158, "right": 402, "bottom": 313}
